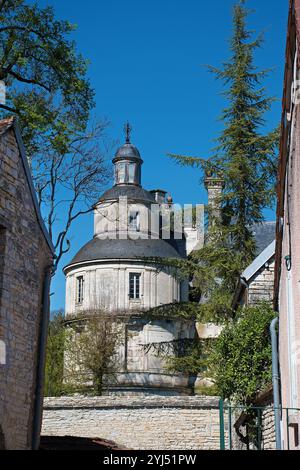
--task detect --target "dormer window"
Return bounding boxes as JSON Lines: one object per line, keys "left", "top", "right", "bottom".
{"left": 129, "top": 211, "right": 140, "bottom": 231}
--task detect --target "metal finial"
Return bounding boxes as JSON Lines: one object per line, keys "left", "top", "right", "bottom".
{"left": 124, "top": 122, "right": 132, "bottom": 143}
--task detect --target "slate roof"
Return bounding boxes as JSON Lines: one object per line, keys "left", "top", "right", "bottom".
{"left": 98, "top": 184, "right": 156, "bottom": 204}
{"left": 64, "top": 237, "right": 182, "bottom": 271}
{"left": 66, "top": 218, "right": 276, "bottom": 273}
{"left": 252, "top": 221, "right": 276, "bottom": 255}
{"left": 242, "top": 240, "right": 275, "bottom": 282}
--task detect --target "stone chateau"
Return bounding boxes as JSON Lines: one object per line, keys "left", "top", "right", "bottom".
{"left": 63, "top": 127, "right": 207, "bottom": 395}
{"left": 63, "top": 126, "right": 276, "bottom": 396}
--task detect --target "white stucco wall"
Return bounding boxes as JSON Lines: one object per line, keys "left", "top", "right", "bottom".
{"left": 65, "top": 261, "right": 188, "bottom": 316}
{"left": 94, "top": 200, "right": 154, "bottom": 239}
{"left": 64, "top": 163, "right": 199, "bottom": 394}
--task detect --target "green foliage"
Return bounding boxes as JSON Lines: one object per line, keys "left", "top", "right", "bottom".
{"left": 0, "top": 0, "right": 94, "bottom": 155}
{"left": 208, "top": 302, "right": 275, "bottom": 405}
{"left": 146, "top": 302, "right": 201, "bottom": 321}
{"left": 0, "top": 1, "right": 111, "bottom": 271}
{"left": 205, "top": 0, "right": 278, "bottom": 264}
{"left": 64, "top": 311, "right": 124, "bottom": 396}
{"left": 164, "top": 339, "right": 207, "bottom": 376}
{"left": 194, "top": 383, "right": 219, "bottom": 397}
{"left": 144, "top": 4, "right": 279, "bottom": 406}
{"left": 44, "top": 310, "right": 65, "bottom": 397}
{"left": 207, "top": 0, "right": 279, "bottom": 262}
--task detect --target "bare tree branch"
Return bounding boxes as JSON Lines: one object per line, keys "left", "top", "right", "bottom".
{"left": 9, "top": 69, "right": 52, "bottom": 92}
{"left": 0, "top": 103, "right": 20, "bottom": 114}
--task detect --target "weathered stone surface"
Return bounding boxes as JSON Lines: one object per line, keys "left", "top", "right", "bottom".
{"left": 42, "top": 396, "right": 221, "bottom": 450}
{"left": 247, "top": 261, "right": 275, "bottom": 305}
{"left": 0, "top": 123, "right": 53, "bottom": 450}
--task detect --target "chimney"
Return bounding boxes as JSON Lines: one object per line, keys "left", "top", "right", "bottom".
{"left": 204, "top": 170, "right": 224, "bottom": 223}
{"left": 149, "top": 189, "right": 167, "bottom": 204}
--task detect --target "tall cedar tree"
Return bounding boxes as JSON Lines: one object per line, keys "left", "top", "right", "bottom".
{"left": 169, "top": 0, "right": 278, "bottom": 319}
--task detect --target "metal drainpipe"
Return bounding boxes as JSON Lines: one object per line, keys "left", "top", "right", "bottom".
{"left": 270, "top": 316, "right": 282, "bottom": 450}
{"left": 31, "top": 264, "right": 55, "bottom": 450}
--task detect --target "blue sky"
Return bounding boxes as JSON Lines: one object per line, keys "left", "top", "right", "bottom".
{"left": 42, "top": 0, "right": 288, "bottom": 312}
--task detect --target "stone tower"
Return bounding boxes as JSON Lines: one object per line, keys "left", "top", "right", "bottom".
{"left": 63, "top": 125, "right": 197, "bottom": 395}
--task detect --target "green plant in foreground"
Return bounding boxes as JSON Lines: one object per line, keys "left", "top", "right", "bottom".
{"left": 208, "top": 302, "right": 275, "bottom": 405}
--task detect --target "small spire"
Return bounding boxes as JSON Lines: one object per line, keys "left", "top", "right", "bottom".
{"left": 124, "top": 122, "right": 132, "bottom": 144}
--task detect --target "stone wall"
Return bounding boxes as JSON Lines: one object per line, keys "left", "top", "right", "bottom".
{"left": 42, "top": 396, "right": 221, "bottom": 450}
{"left": 0, "top": 123, "right": 52, "bottom": 449}
{"left": 261, "top": 407, "right": 276, "bottom": 450}
{"left": 247, "top": 260, "right": 275, "bottom": 305}
{"left": 64, "top": 316, "right": 197, "bottom": 395}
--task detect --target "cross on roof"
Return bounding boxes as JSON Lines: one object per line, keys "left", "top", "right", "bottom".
{"left": 124, "top": 122, "right": 132, "bottom": 144}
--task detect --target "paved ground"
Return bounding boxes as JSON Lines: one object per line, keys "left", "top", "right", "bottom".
{"left": 40, "top": 435, "right": 127, "bottom": 451}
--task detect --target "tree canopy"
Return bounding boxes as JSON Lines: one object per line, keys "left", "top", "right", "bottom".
{"left": 0, "top": 0, "right": 111, "bottom": 270}
{"left": 0, "top": 0, "right": 93, "bottom": 147}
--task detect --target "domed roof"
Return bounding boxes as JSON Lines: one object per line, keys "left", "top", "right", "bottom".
{"left": 112, "top": 143, "right": 142, "bottom": 163}
{"left": 64, "top": 237, "right": 182, "bottom": 272}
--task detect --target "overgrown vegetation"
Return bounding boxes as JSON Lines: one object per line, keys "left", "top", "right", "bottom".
{"left": 64, "top": 311, "right": 125, "bottom": 396}
{"left": 45, "top": 310, "right": 126, "bottom": 396}
{"left": 208, "top": 302, "right": 275, "bottom": 405}
{"left": 44, "top": 311, "right": 65, "bottom": 397}
{"left": 163, "top": 339, "right": 208, "bottom": 377}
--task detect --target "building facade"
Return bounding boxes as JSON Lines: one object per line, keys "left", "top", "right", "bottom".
{"left": 0, "top": 117, "right": 54, "bottom": 449}
{"left": 64, "top": 131, "right": 204, "bottom": 394}
{"left": 233, "top": 240, "right": 275, "bottom": 309}
{"left": 274, "top": 0, "right": 300, "bottom": 450}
